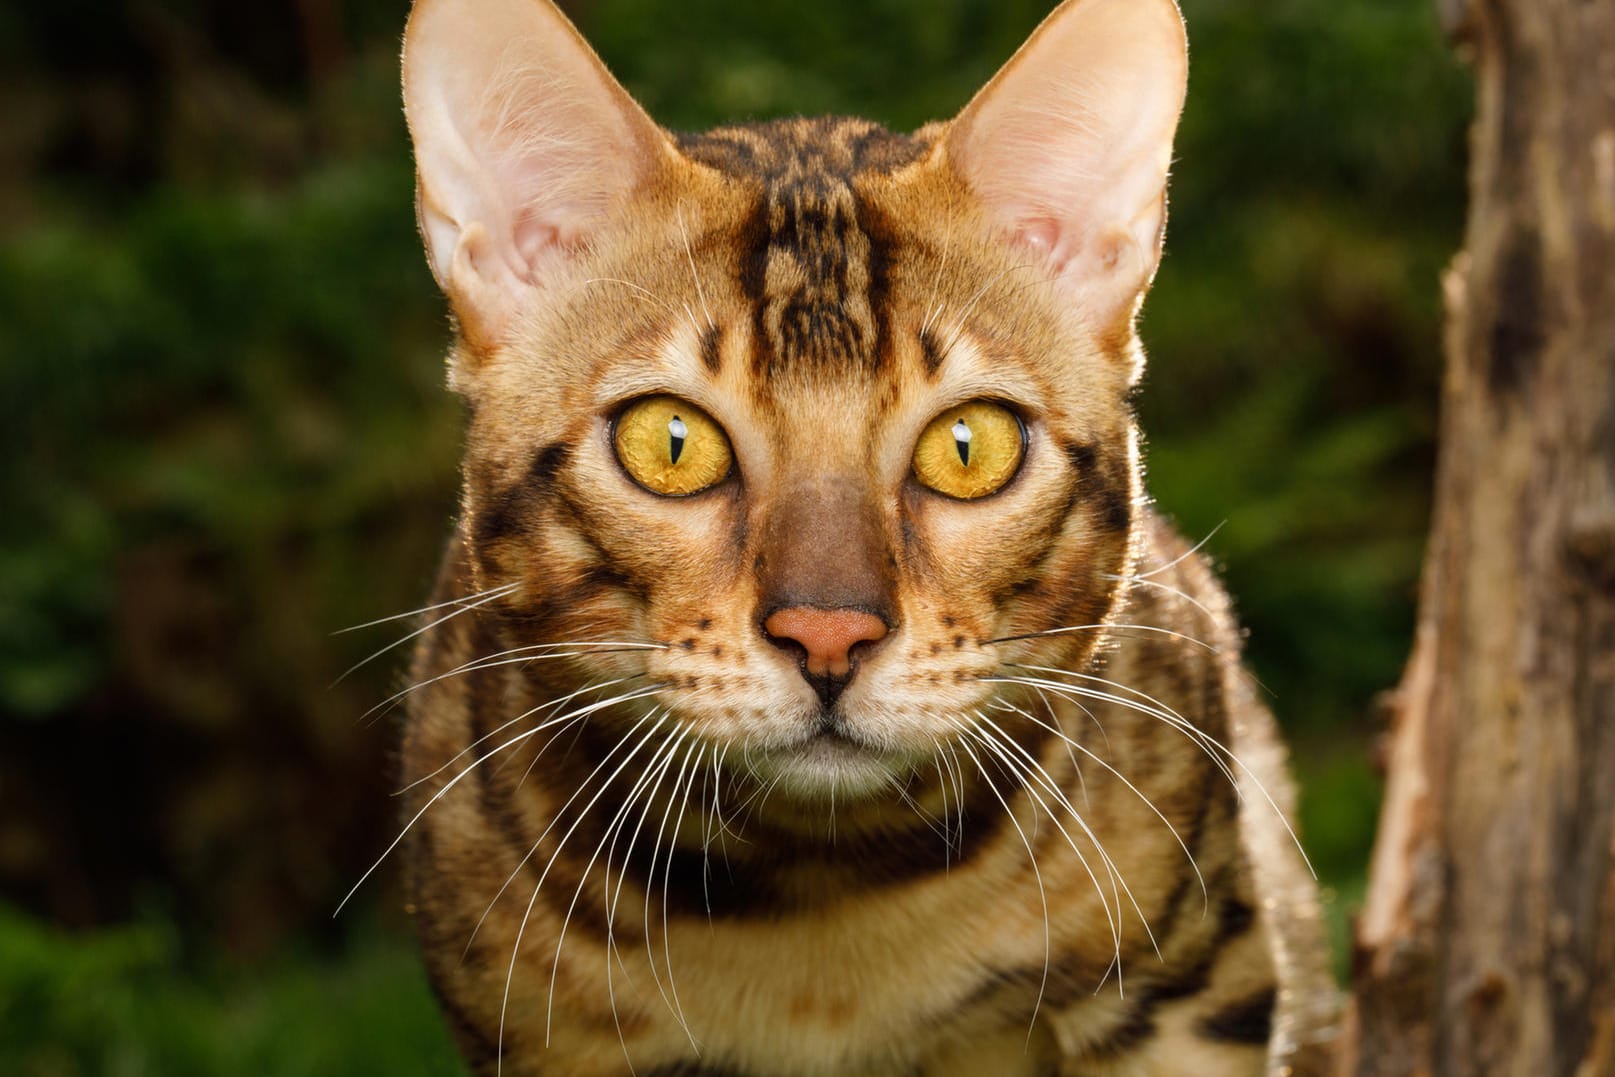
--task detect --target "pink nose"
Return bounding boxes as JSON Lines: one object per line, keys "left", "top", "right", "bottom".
{"left": 763, "top": 607, "right": 888, "bottom": 678}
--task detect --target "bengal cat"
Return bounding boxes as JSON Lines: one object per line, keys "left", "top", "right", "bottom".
{"left": 378, "top": 0, "right": 1339, "bottom": 1072}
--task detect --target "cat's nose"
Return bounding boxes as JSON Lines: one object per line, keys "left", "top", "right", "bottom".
{"left": 763, "top": 606, "right": 888, "bottom": 684}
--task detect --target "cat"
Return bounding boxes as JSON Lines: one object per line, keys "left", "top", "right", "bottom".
{"left": 382, "top": 0, "right": 1338, "bottom": 1072}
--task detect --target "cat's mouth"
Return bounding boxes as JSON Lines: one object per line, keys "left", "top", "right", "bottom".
{"left": 746, "top": 721, "right": 900, "bottom": 800}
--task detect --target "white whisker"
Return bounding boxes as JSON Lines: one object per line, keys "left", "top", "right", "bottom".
{"left": 1104, "top": 572, "right": 1217, "bottom": 621}
{"left": 951, "top": 730, "right": 1052, "bottom": 1035}
{"left": 1133, "top": 521, "right": 1225, "bottom": 580}
{"left": 395, "top": 676, "right": 641, "bottom": 795}
{"left": 920, "top": 218, "right": 953, "bottom": 337}
{"left": 459, "top": 691, "right": 670, "bottom": 951}
{"left": 990, "top": 697, "right": 1207, "bottom": 915}
{"left": 972, "top": 713, "right": 1159, "bottom": 966}
{"left": 643, "top": 737, "right": 703, "bottom": 1047}
{"left": 676, "top": 204, "right": 715, "bottom": 332}
{"left": 335, "top": 683, "right": 666, "bottom": 918}
{"left": 553, "top": 720, "right": 684, "bottom": 1069}
{"left": 992, "top": 672, "right": 1314, "bottom": 878}
{"left": 1001, "top": 669, "right": 1240, "bottom": 792}
{"left": 334, "top": 581, "right": 519, "bottom": 635}
{"left": 333, "top": 584, "right": 518, "bottom": 686}
{"left": 499, "top": 710, "right": 671, "bottom": 1065}
{"left": 984, "top": 621, "right": 1219, "bottom": 653}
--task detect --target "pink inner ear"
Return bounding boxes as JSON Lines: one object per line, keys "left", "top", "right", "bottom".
{"left": 513, "top": 216, "right": 567, "bottom": 284}
{"left": 1013, "top": 218, "right": 1066, "bottom": 272}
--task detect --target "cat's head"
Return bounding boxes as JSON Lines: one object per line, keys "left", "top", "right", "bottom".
{"left": 402, "top": 0, "right": 1187, "bottom": 801}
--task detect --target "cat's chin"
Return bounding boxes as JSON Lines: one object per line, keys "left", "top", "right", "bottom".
{"left": 746, "top": 730, "right": 902, "bottom": 802}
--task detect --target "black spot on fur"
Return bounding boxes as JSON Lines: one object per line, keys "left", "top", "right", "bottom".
{"left": 530, "top": 441, "right": 572, "bottom": 484}
{"left": 1092, "top": 475, "right": 1132, "bottom": 535}
{"left": 1197, "top": 986, "right": 1276, "bottom": 1045}
{"left": 474, "top": 443, "right": 572, "bottom": 548}
{"left": 1219, "top": 895, "right": 1256, "bottom": 941}
{"left": 1063, "top": 440, "right": 1098, "bottom": 474}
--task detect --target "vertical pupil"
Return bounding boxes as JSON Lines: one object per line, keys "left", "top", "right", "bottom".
{"left": 951, "top": 418, "right": 972, "bottom": 466}
{"left": 667, "top": 415, "right": 688, "bottom": 465}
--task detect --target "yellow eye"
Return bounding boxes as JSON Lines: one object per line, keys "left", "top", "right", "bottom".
{"left": 912, "top": 401, "right": 1025, "bottom": 499}
{"left": 614, "top": 396, "right": 733, "bottom": 496}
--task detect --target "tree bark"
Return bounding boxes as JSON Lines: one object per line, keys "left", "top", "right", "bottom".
{"left": 1335, "top": 2, "right": 1615, "bottom": 1075}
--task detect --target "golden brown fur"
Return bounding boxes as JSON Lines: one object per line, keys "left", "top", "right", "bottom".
{"left": 385, "top": 0, "right": 1338, "bottom": 1073}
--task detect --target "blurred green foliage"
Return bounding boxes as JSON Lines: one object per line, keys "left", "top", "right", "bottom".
{"left": 0, "top": 0, "right": 1468, "bottom": 1068}
{"left": 0, "top": 906, "right": 463, "bottom": 1076}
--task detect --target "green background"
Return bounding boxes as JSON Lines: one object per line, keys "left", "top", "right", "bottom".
{"left": 0, "top": 0, "right": 1468, "bottom": 1071}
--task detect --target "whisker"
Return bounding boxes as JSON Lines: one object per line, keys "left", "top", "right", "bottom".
{"left": 676, "top": 204, "right": 715, "bottom": 332}
{"left": 919, "top": 217, "right": 953, "bottom": 337}
{"left": 961, "top": 719, "right": 1126, "bottom": 953}
{"left": 1132, "top": 521, "right": 1225, "bottom": 580}
{"left": 643, "top": 738, "right": 703, "bottom": 1047}
{"left": 998, "top": 669, "right": 1239, "bottom": 791}
{"left": 462, "top": 689, "right": 672, "bottom": 953}
{"left": 950, "top": 728, "right": 1052, "bottom": 1035}
{"left": 893, "top": 773, "right": 952, "bottom": 848}
{"left": 1019, "top": 683, "right": 1096, "bottom": 806}
{"left": 333, "top": 584, "right": 517, "bottom": 686}
{"left": 395, "top": 676, "right": 642, "bottom": 795}
{"left": 1104, "top": 573, "right": 1217, "bottom": 621}
{"left": 502, "top": 710, "right": 672, "bottom": 1065}
{"left": 334, "top": 682, "right": 666, "bottom": 918}
{"left": 550, "top": 720, "right": 685, "bottom": 1064}
{"left": 363, "top": 646, "right": 660, "bottom": 730}
{"left": 662, "top": 742, "right": 705, "bottom": 1046}
{"left": 708, "top": 743, "right": 742, "bottom": 853}
{"left": 989, "top": 697, "right": 1207, "bottom": 915}
{"left": 931, "top": 755, "right": 954, "bottom": 864}
{"left": 581, "top": 276, "right": 681, "bottom": 319}
{"left": 988, "top": 673, "right": 1238, "bottom": 791}
{"left": 993, "top": 672, "right": 1315, "bottom": 878}
{"left": 333, "top": 580, "right": 519, "bottom": 635}
{"left": 943, "top": 740, "right": 968, "bottom": 843}
{"left": 971, "top": 713, "right": 1158, "bottom": 966}
{"left": 984, "top": 621, "right": 1219, "bottom": 653}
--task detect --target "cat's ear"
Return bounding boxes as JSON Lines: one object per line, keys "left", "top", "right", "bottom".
{"left": 402, "top": 0, "right": 670, "bottom": 348}
{"left": 943, "top": 0, "right": 1187, "bottom": 334}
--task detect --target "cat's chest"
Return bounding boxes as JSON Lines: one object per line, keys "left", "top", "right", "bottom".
{"left": 517, "top": 879, "right": 1076, "bottom": 1076}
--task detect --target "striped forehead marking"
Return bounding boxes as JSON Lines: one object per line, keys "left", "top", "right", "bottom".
{"left": 678, "top": 117, "right": 932, "bottom": 379}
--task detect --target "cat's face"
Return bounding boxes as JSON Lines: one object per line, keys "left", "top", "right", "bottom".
{"left": 404, "top": 0, "right": 1186, "bottom": 801}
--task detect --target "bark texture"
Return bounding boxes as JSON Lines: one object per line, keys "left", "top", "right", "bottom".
{"left": 1337, "top": 1, "right": 1615, "bottom": 1074}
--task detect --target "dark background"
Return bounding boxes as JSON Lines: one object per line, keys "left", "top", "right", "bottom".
{"left": 0, "top": 0, "right": 1469, "bottom": 1071}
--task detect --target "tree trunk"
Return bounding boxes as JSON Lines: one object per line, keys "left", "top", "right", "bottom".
{"left": 1335, "top": 1, "right": 1615, "bottom": 1074}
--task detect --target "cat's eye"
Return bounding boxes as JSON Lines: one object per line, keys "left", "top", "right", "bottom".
{"left": 911, "top": 401, "right": 1025, "bottom": 500}
{"left": 613, "top": 395, "right": 734, "bottom": 496}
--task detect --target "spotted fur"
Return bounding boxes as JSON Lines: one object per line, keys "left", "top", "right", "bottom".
{"left": 389, "top": 1, "right": 1338, "bottom": 1073}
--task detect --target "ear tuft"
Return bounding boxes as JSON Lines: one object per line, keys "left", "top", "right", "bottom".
{"left": 403, "top": 0, "right": 670, "bottom": 347}
{"left": 944, "top": 0, "right": 1187, "bottom": 334}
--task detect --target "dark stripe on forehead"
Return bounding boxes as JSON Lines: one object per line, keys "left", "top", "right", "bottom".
{"left": 678, "top": 116, "right": 931, "bottom": 186}
{"left": 918, "top": 325, "right": 946, "bottom": 376}
{"left": 678, "top": 118, "right": 931, "bottom": 378}
{"left": 700, "top": 323, "right": 723, "bottom": 374}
